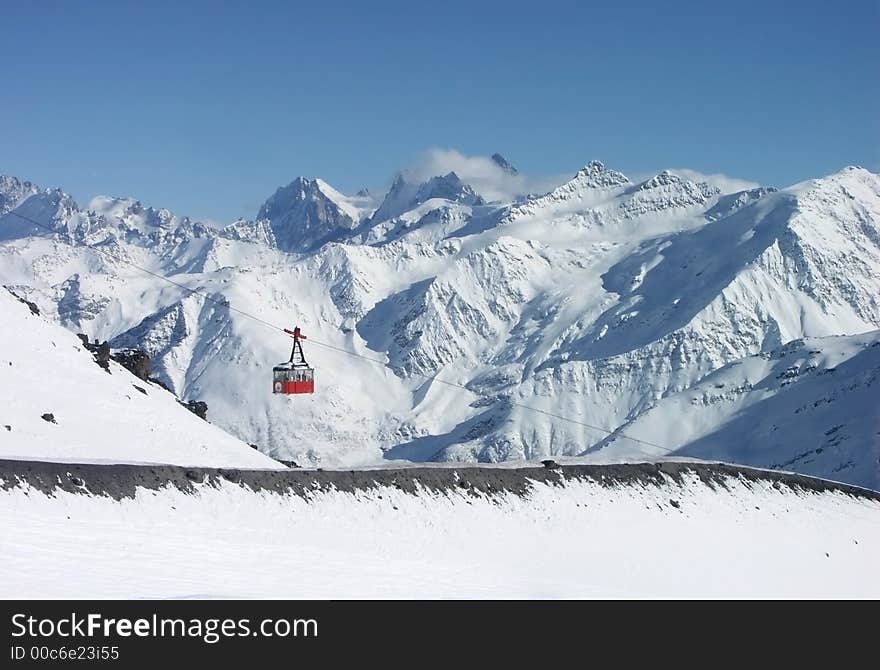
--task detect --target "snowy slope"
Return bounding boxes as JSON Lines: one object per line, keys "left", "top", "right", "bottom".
{"left": 0, "top": 160, "right": 877, "bottom": 486}
{"left": 597, "top": 332, "right": 880, "bottom": 489}
{"left": 0, "top": 289, "right": 283, "bottom": 469}
{"left": 0, "top": 462, "right": 877, "bottom": 598}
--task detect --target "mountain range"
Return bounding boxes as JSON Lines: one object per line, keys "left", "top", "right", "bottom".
{"left": 1, "top": 155, "right": 878, "bottom": 488}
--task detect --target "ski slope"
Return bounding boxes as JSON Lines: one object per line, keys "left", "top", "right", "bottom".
{"left": 1, "top": 463, "right": 877, "bottom": 598}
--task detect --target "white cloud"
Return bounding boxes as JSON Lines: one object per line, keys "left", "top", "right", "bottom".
{"left": 401, "top": 148, "right": 567, "bottom": 203}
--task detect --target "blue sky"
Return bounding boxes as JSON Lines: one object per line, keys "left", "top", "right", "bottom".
{"left": 2, "top": 0, "right": 877, "bottom": 222}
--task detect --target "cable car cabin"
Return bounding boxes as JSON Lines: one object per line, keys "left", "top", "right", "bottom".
{"left": 273, "top": 326, "right": 315, "bottom": 395}
{"left": 272, "top": 364, "right": 314, "bottom": 394}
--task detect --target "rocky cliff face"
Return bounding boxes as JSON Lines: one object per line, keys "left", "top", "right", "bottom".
{"left": 254, "top": 177, "right": 361, "bottom": 253}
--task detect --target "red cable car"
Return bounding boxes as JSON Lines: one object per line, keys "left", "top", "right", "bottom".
{"left": 272, "top": 326, "right": 315, "bottom": 394}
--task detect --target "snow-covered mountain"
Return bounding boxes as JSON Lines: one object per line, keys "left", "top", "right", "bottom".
{"left": 249, "top": 176, "right": 376, "bottom": 252}
{"left": 596, "top": 332, "right": 880, "bottom": 486}
{"left": 1, "top": 158, "right": 878, "bottom": 487}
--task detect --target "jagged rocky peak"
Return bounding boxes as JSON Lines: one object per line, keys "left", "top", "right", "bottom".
{"left": 413, "top": 172, "right": 484, "bottom": 207}
{"left": 370, "top": 174, "right": 418, "bottom": 223}
{"left": 742, "top": 185, "right": 778, "bottom": 199}
{"left": 638, "top": 170, "right": 684, "bottom": 189}
{"left": 52, "top": 188, "right": 82, "bottom": 217}
{"left": 23, "top": 186, "right": 78, "bottom": 216}
{"left": 89, "top": 195, "right": 185, "bottom": 231}
{"left": 257, "top": 177, "right": 318, "bottom": 219}
{"left": 496, "top": 159, "right": 633, "bottom": 224}
{"left": 371, "top": 170, "right": 484, "bottom": 224}
{"left": 256, "top": 176, "right": 361, "bottom": 253}
{"left": 0, "top": 174, "right": 40, "bottom": 215}
{"left": 615, "top": 170, "right": 722, "bottom": 219}
{"left": 356, "top": 187, "right": 372, "bottom": 198}
{"left": 638, "top": 170, "right": 720, "bottom": 198}
{"left": 491, "top": 153, "right": 518, "bottom": 175}
{"left": 221, "top": 217, "right": 276, "bottom": 246}
{"left": 571, "top": 160, "right": 631, "bottom": 188}
{"left": 132, "top": 202, "right": 178, "bottom": 228}
{"left": 388, "top": 173, "right": 408, "bottom": 192}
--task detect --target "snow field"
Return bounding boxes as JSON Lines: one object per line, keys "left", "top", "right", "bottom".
{"left": 1, "top": 472, "right": 877, "bottom": 598}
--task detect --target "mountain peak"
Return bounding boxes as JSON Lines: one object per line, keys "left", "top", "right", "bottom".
{"left": 824, "top": 165, "right": 878, "bottom": 183}
{"left": 0, "top": 174, "right": 40, "bottom": 216}
{"left": 370, "top": 174, "right": 419, "bottom": 223}
{"left": 371, "top": 171, "right": 484, "bottom": 223}
{"left": 258, "top": 176, "right": 345, "bottom": 219}
{"left": 412, "top": 172, "right": 483, "bottom": 208}
{"left": 491, "top": 153, "right": 518, "bottom": 175}
{"left": 638, "top": 170, "right": 684, "bottom": 190}
{"left": 389, "top": 173, "right": 409, "bottom": 190}
{"left": 572, "top": 160, "right": 630, "bottom": 188}
{"left": 637, "top": 170, "right": 721, "bottom": 199}
{"left": 581, "top": 159, "right": 606, "bottom": 171}
{"left": 255, "top": 177, "right": 362, "bottom": 253}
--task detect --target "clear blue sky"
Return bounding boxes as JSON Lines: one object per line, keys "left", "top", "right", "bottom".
{"left": 2, "top": 0, "right": 877, "bottom": 222}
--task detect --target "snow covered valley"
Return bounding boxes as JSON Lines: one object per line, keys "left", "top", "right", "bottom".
{"left": 1, "top": 459, "right": 877, "bottom": 598}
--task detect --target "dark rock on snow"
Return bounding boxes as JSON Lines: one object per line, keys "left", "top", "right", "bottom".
{"left": 4, "top": 286, "right": 40, "bottom": 315}
{"left": 181, "top": 400, "right": 208, "bottom": 421}
{"left": 77, "top": 335, "right": 111, "bottom": 372}
{"left": 75, "top": 337, "right": 212, "bottom": 423}
{"left": 110, "top": 348, "right": 151, "bottom": 380}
